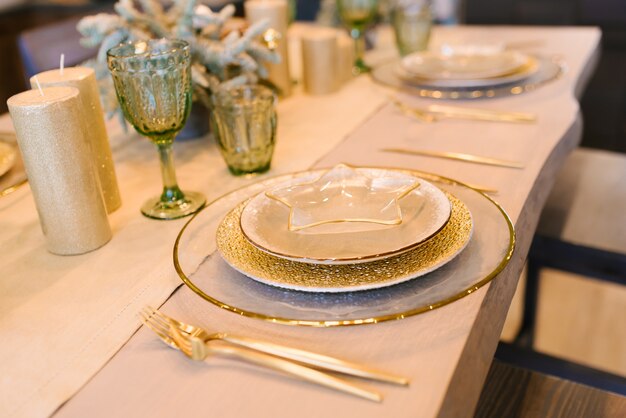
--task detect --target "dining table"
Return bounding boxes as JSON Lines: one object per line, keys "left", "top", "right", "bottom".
{"left": 0, "top": 24, "right": 600, "bottom": 418}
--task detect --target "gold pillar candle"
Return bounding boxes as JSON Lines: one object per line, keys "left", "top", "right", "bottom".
{"left": 301, "top": 28, "right": 339, "bottom": 95}
{"left": 337, "top": 31, "right": 356, "bottom": 85}
{"left": 7, "top": 86, "right": 112, "bottom": 255}
{"left": 31, "top": 67, "right": 121, "bottom": 213}
{"left": 245, "top": 0, "right": 292, "bottom": 97}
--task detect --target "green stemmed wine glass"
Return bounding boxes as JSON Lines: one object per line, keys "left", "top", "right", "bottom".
{"left": 107, "top": 39, "right": 206, "bottom": 220}
{"left": 337, "top": 0, "right": 379, "bottom": 75}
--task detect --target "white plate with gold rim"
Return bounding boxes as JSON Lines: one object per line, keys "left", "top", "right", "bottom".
{"left": 0, "top": 142, "right": 16, "bottom": 177}
{"left": 402, "top": 50, "right": 530, "bottom": 80}
{"left": 395, "top": 55, "right": 539, "bottom": 89}
{"left": 239, "top": 167, "right": 452, "bottom": 265}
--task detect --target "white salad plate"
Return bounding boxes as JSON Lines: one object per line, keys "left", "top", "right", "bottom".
{"left": 401, "top": 50, "right": 530, "bottom": 81}
{"left": 239, "top": 165, "right": 452, "bottom": 265}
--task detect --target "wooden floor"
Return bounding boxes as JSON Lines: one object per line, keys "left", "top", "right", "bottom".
{"left": 475, "top": 359, "right": 626, "bottom": 418}
{"left": 501, "top": 268, "right": 626, "bottom": 377}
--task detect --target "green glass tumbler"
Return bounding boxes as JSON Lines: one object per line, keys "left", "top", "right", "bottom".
{"left": 391, "top": 0, "right": 432, "bottom": 56}
{"left": 107, "top": 39, "right": 206, "bottom": 220}
{"left": 210, "top": 85, "right": 277, "bottom": 176}
{"left": 337, "top": 0, "right": 379, "bottom": 74}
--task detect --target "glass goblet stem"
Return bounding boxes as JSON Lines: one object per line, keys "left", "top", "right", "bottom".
{"left": 350, "top": 26, "right": 369, "bottom": 74}
{"left": 157, "top": 141, "right": 185, "bottom": 203}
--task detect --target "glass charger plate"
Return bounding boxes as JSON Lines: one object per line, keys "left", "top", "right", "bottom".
{"left": 240, "top": 168, "right": 452, "bottom": 265}
{"left": 372, "top": 55, "right": 564, "bottom": 99}
{"left": 174, "top": 168, "right": 515, "bottom": 327}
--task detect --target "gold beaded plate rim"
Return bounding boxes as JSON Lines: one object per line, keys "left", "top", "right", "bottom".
{"left": 218, "top": 192, "right": 471, "bottom": 292}
{"left": 173, "top": 166, "right": 516, "bottom": 327}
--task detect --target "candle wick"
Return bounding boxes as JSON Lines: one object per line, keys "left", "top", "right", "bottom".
{"left": 34, "top": 76, "right": 44, "bottom": 97}
{"left": 60, "top": 53, "right": 65, "bottom": 76}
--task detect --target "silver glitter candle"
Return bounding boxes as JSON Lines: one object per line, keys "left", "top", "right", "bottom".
{"left": 7, "top": 86, "right": 112, "bottom": 255}
{"left": 31, "top": 67, "right": 122, "bottom": 213}
{"left": 301, "top": 28, "right": 339, "bottom": 95}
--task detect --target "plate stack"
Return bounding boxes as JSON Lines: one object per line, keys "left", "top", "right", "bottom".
{"left": 371, "top": 44, "right": 564, "bottom": 100}
{"left": 396, "top": 47, "right": 540, "bottom": 89}
{"left": 175, "top": 164, "right": 515, "bottom": 325}
{"left": 216, "top": 164, "right": 474, "bottom": 293}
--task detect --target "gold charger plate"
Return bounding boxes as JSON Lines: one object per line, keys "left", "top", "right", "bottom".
{"left": 174, "top": 167, "right": 515, "bottom": 327}
{"left": 218, "top": 192, "right": 471, "bottom": 292}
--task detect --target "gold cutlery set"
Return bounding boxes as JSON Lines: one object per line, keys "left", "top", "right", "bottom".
{"left": 383, "top": 98, "right": 532, "bottom": 194}
{"left": 378, "top": 146, "right": 525, "bottom": 194}
{"left": 140, "top": 306, "right": 409, "bottom": 402}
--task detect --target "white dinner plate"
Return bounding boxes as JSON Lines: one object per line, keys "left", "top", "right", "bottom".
{"left": 0, "top": 142, "right": 17, "bottom": 177}
{"left": 239, "top": 168, "right": 452, "bottom": 265}
{"left": 401, "top": 50, "right": 530, "bottom": 80}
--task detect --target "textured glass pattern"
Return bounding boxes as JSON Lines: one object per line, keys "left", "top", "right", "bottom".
{"left": 108, "top": 39, "right": 192, "bottom": 146}
{"left": 210, "top": 85, "right": 277, "bottom": 175}
{"left": 264, "top": 164, "right": 422, "bottom": 232}
{"left": 391, "top": 0, "right": 432, "bottom": 56}
{"left": 240, "top": 169, "right": 451, "bottom": 264}
{"left": 106, "top": 39, "right": 205, "bottom": 220}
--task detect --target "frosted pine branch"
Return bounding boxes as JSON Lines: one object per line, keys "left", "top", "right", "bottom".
{"left": 77, "top": 0, "right": 281, "bottom": 117}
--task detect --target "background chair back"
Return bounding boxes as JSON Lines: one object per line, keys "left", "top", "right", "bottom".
{"left": 18, "top": 15, "right": 96, "bottom": 81}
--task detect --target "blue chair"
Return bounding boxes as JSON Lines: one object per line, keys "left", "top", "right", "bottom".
{"left": 18, "top": 15, "right": 97, "bottom": 81}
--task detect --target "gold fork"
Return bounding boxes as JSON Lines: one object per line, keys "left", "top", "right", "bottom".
{"left": 390, "top": 98, "right": 437, "bottom": 123}
{"left": 140, "top": 310, "right": 382, "bottom": 402}
{"left": 391, "top": 99, "right": 536, "bottom": 124}
{"left": 141, "top": 306, "right": 408, "bottom": 386}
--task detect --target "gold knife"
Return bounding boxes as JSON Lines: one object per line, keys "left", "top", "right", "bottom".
{"left": 382, "top": 148, "right": 525, "bottom": 169}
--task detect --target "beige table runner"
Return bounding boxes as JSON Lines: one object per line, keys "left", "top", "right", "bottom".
{"left": 0, "top": 69, "right": 387, "bottom": 417}
{"left": 53, "top": 26, "right": 600, "bottom": 418}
